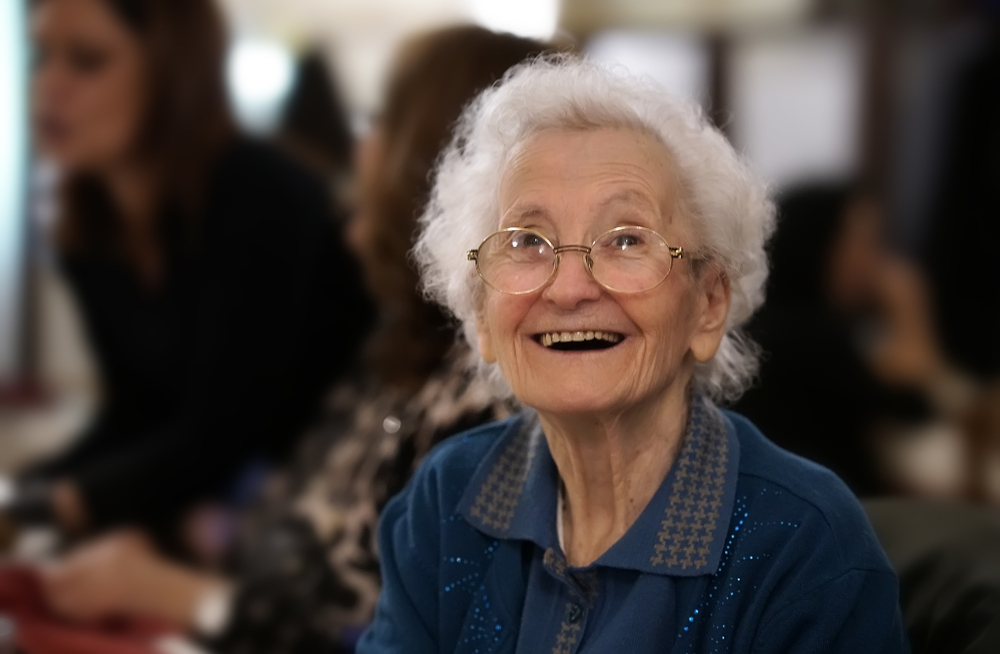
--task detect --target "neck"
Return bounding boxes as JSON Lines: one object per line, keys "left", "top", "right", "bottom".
{"left": 101, "top": 159, "right": 158, "bottom": 227}
{"left": 99, "top": 160, "right": 164, "bottom": 285}
{"left": 540, "top": 374, "right": 692, "bottom": 567}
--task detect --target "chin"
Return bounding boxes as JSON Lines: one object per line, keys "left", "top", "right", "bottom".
{"left": 503, "top": 356, "right": 633, "bottom": 417}
{"left": 516, "top": 383, "right": 626, "bottom": 418}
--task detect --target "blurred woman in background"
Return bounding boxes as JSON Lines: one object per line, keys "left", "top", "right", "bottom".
{"left": 37, "top": 26, "right": 553, "bottom": 654}
{"left": 17, "top": 0, "right": 372, "bottom": 545}
{"left": 732, "top": 184, "right": 967, "bottom": 496}
{"left": 276, "top": 49, "right": 356, "bottom": 213}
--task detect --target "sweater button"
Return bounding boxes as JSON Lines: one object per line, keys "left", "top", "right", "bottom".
{"left": 567, "top": 603, "right": 583, "bottom": 624}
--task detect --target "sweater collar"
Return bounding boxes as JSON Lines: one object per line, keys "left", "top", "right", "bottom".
{"left": 458, "top": 395, "right": 740, "bottom": 577}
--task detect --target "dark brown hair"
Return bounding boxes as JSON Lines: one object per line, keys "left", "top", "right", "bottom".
{"left": 362, "top": 25, "right": 555, "bottom": 389}
{"left": 48, "top": 0, "right": 235, "bottom": 252}
{"left": 277, "top": 50, "right": 353, "bottom": 180}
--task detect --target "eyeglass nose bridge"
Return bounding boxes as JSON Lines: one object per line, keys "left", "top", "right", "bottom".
{"left": 552, "top": 244, "right": 592, "bottom": 256}
{"left": 549, "top": 243, "right": 598, "bottom": 286}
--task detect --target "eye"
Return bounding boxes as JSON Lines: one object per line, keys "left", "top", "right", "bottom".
{"left": 483, "top": 230, "right": 552, "bottom": 265}
{"left": 609, "top": 233, "right": 643, "bottom": 250}
{"left": 593, "top": 227, "right": 665, "bottom": 260}
{"left": 511, "top": 231, "right": 547, "bottom": 249}
{"left": 68, "top": 44, "right": 110, "bottom": 75}
{"left": 599, "top": 229, "right": 648, "bottom": 252}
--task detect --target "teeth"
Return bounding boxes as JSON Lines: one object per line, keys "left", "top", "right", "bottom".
{"left": 538, "top": 331, "right": 622, "bottom": 348}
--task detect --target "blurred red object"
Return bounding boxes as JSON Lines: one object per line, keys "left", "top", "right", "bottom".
{"left": 0, "top": 379, "right": 50, "bottom": 410}
{"left": 0, "top": 566, "right": 167, "bottom": 654}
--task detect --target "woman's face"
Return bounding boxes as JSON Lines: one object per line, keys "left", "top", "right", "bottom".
{"left": 346, "top": 127, "right": 386, "bottom": 294}
{"left": 827, "top": 197, "right": 884, "bottom": 310}
{"left": 32, "top": 0, "right": 148, "bottom": 171}
{"left": 347, "top": 128, "right": 384, "bottom": 261}
{"left": 475, "top": 128, "right": 730, "bottom": 418}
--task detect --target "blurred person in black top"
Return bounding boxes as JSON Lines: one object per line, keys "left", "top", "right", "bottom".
{"left": 276, "top": 50, "right": 355, "bottom": 201}
{"left": 732, "top": 185, "right": 951, "bottom": 496}
{"left": 34, "top": 27, "right": 550, "bottom": 654}
{"left": 19, "top": 0, "right": 372, "bottom": 545}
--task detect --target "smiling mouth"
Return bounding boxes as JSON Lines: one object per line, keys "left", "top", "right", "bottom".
{"left": 534, "top": 331, "right": 624, "bottom": 351}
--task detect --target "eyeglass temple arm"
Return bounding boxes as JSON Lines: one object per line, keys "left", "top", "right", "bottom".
{"left": 467, "top": 250, "right": 478, "bottom": 261}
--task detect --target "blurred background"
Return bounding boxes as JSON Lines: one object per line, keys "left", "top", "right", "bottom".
{"left": 0, "top": 0, "right": 997, "bottom": 651}
{"left": 3, "top": 0, "right": 997, "bottom": 501}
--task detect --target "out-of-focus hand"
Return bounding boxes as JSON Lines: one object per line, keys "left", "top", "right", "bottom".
{"left": 41, "top": 530, "right": 217, "bottom": 627}
{"left": 51, "top": 480, "right": 88, "bottom": 534}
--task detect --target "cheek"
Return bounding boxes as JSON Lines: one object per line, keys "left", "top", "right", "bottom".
{"left": 345, "top": 213, "right": 381, "bottom": 293}
{"left": 345, "top": 211, "right": 370, "bottom": 259}
{"left": 484, "top": 297, "right": 516, "bottom": 350}
{"left": 482, "top": 294, "right": 533, "bottom": 366}
{"left": 73, "top": 66, "right": 147, "bottom": 159}
{"left": 627, "top": 288, "right": 699, "bottom": 374}
{"left": 32, "top": 65, "right": 60, "bottom": 111}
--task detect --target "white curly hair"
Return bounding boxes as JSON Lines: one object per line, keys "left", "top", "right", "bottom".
{"left": 413, "top": 55, "right": 776, "bottom": 402}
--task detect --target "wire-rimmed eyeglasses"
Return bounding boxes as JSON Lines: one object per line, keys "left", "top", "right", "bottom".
{"left": 466, "top": 226, "right": 691, "bottom": 295}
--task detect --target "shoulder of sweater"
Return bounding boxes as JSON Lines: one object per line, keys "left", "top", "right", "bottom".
{"left": 723, "top": 409, "right": 888, "bottom": 569}
{"left": 406, "top": 414, "right": 527, "bottom": 509}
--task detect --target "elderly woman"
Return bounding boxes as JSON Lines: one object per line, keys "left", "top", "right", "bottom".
{"left": 357, "top": 57, "right": 908, "bottom": 653}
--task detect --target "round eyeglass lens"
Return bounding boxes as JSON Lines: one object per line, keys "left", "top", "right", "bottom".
{"left": 476, "top": 229, "right": 555, "bottom": 294}
{"left": 588, "top": 226, "right": 674, "bottom": 293}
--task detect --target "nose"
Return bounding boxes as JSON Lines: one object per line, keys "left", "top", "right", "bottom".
{"left": 540, "top": 250, "right": 603, "bottom": 308}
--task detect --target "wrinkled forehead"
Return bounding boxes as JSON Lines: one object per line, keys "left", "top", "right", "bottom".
{"left": 496, "top": 127, "right": 685, "bottom": 234}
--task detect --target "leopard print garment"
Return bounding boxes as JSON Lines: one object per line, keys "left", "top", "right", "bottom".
{"left": 220, "top": 346, "right": 517, "bottom": 653}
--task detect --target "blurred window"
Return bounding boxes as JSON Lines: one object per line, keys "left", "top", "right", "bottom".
{"left": 0, "top": 0, "right": 28, "bottom": 381}
{"left": 227, "top": 37, "right": 296, "bottom": 134}
{"left": 586, "top": 30, "right": 710, "bottom": 109}
{"left": 728, "top": 28, "right": 862, "bottom": 189}
{"left": 468, "top": 0, "right": 559, "bottom": 39}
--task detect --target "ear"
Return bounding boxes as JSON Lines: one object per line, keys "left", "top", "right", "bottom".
{"left": 475, "top": 315, "right": 497, "bottom": 364}
{"left": 690, "top": 268, "right": 731, "bottom": 363}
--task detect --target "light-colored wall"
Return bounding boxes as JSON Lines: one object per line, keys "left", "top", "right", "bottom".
{"left": 0, "top": 0, "right": 29, "bottom": 381}
{"left": 0, "top": 262, "right": 97, "bottom": 472}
